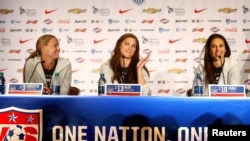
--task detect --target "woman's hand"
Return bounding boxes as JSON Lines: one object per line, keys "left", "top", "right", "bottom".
{"left": 137, "top": 53, "right": 151, "bottom": 70}
{"left": 43, "top": 86, "right": 52, "bottom": 95}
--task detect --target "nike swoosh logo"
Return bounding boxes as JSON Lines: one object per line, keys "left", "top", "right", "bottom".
{"left": 94, "top": 39, "right": 105, "bottom": 44}
{"left": 194, "top": 8, "right": 207, "bottom": 13}
{"left": 19, "top": 39, "right": 32, "bottom": 44}
{"left": 72, "top": 69, "right": 80, "bottom": 73}
{"left": 0, "top": 68, "right": 7, "bottom": 71}
{"left": 45, "top": 9, "right": 57, "bottom": 14}
{"left": 169, "top": 38, "right": 182, "bottom": 44}
{"left": 245, "top": 39, "right": 250, "bottom": 44}
{"left": 119, "top": 9, "right": 132, "bottom": 14}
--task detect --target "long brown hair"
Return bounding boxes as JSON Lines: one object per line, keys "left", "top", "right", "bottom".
{"left": 203, "top": 33, "right": 231, "bottom": 84}
{"left": 110, "top": 33, "right": 149, "bottom": 83}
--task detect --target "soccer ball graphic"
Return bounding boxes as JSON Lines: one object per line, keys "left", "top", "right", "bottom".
{"left": 4, "top": 125, "right": 25, "bottom": 141}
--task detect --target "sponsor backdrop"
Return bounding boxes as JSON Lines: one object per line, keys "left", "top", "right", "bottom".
{"left": 0, "top": 96, "right": 250, "bottom": 141}
{"left": 0, "top": 0, "right": 250, "bottom": 95}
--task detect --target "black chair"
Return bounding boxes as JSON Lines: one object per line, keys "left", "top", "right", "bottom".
{"left": 68, "top": 86, "right": 80, "bottom": 95}
{"left": 187, "top": 88, "right": 192, "bottom": 97}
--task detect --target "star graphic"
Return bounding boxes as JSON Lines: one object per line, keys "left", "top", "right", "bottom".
{"left": 27, "top": 115, "right": 34, "bottom": 123}
{"left": 8, "top": 112, "right": 18, "bottom": 122}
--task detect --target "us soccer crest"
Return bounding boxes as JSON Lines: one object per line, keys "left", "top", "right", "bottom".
{"left": 0, "top": 107, "right": 43, "bottom": 141}
{"left": 132, "top": 0, "right": 145, "bottom": 6}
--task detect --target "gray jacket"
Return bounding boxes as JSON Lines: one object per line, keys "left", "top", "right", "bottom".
{"left": 197, "top": 57, "right": 240, "bottom": 96}
{"left": 100, "top": 60, "right": 151, "bottom": 96}
{"left": 24, "top": 56, "right": 72, "bottom": 95}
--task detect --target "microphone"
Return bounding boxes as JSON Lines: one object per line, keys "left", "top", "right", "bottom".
{"left": 218, "top": 56, "right": 225, "bottom": 84}
{"left": 121, "top": 55, "right": 126, "bottom": 83}
{"left": 28, "top": 60, "right": 45, "bottom": 83}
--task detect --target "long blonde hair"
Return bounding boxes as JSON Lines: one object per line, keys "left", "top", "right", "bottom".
{"left": 23, "top": 34, "right": 56, "bottom": 82}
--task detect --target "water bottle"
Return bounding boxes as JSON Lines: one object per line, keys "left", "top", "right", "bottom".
{"left": 52, "top": 72, "right": 60, "bottom": 95}
{"left": 192, "top": 69, "right": 203, "bottom": 96}
{"left": 0, "top": 72, "right": 5, "bottom": 94}
{"left": 98, "top": 73, "right": 106, "bottom": 96}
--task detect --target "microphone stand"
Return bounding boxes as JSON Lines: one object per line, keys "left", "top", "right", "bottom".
{"left": 219, "top": 56, "right": 225, "bottom": 84}
{"left": 28, "top": 60, "right": 45, "bottom": 83}
{"left": 121, "top": 56, "right": 126, "bottom": 83}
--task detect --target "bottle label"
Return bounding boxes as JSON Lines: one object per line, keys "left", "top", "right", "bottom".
{"left": 0, "top": 85, "right": 5, "bottom": 94}
{"left": 193, "top": 86, "right": 203, "bottom": 96}
{"left": 52, "top": 86, "right": 60, "bottom": 95}
{"left": 98, "top": 86, "right": 105, "bottom": 96}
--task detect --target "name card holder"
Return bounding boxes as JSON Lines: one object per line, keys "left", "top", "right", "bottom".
{"left": 6, "top": 83, "right": 44, "bottom": 95}
{"left": 105, "top": 84, "right": 142, "bottom": 96}
{"left": 208, "top": 84, "right": 246, "bottom": 97}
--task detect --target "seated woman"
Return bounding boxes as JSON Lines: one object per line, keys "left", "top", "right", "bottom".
{"left": 189, "top": 33, "right": 240, "bottom": 96}
{"left": 24, "top": 34, "right": 72, "bottom": 95}
{"left": 100, "top": 33, "right": 151, "bottom": 96}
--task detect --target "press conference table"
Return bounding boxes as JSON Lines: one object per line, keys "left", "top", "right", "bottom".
{"left": 0, "top": 95, "right": 250, "bottom": 141}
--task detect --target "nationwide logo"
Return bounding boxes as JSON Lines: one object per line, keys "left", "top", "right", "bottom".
{"left": 0, "top": 107, "right": 42, "bottom": 141}
{"left": 19, "top": 39, "right": 32, "bottom": 44}
{"left": 169, "top": 38, "right": 182, "bottom": 44}
{"left": 194, "top": 8, "right": 207, "bottom": 13}
{"left": 245, "top": 38, "right": 250, "bottom": 44}
{"left": 93, "top": 39, "right": 106, "bottom": 44}
{"left": 119, "top": 8, "right": 133, "bottom": 14}
{"left": 44, "top": 9, "right": 57, "bottom": 14}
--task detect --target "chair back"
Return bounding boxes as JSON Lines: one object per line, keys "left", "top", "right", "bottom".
{"left": 68, "top": 86, "right": 80, "bottom": 95}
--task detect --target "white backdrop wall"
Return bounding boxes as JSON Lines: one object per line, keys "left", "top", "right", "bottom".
{"left": 0, "top": 0, "right": 250, "bottom": 96}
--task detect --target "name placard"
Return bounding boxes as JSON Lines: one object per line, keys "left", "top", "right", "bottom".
{"left": 208, "top": 84, "right": 246, "bottom": 97}
{"left": 6, "top": 83, "right": 44, "bottom": 95}
{"left": 105, "top": 84, "right": 141, "bottom": 96}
